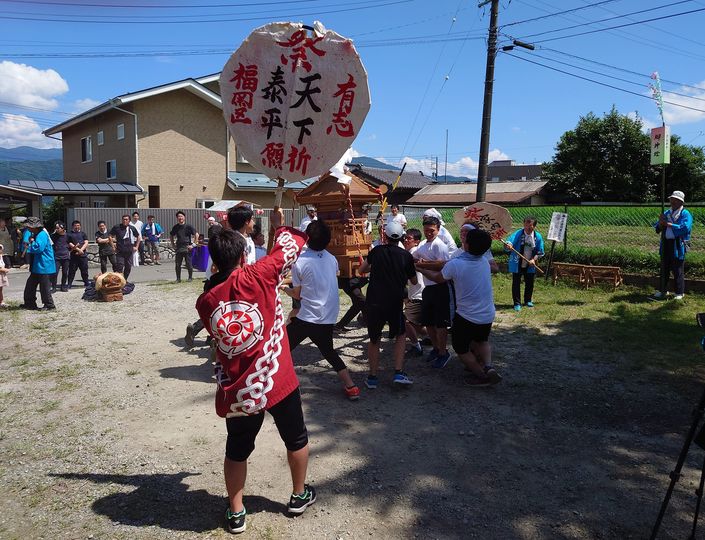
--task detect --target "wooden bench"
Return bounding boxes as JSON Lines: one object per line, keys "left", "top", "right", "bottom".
{"left": 552, "top": 262, "right": 589, "bottom": 288}
{"left": 586, "top": 265, "right": 623, "bottom": 290}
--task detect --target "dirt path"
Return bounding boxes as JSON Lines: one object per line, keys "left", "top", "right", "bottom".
{"left": 0, "top": 280, "right": 702, "bottom": 539}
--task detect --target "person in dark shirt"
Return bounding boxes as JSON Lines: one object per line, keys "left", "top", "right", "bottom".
{"left": 95, "top": 220, "right": 116, "bottom": 274}
{"left": 66, "top": 220, "right": 89, "bottom": 288}
{"left": 50, "top": 221, "right": 70, "bottom": 292}
{"left": 110, "top": 214, "right": 140, "bottom": 280}
{"left": 358, "top": 222, "right": 417, "bottom": 389}
{"left": 170, "top": 210, "right": 199, "bottom": 282}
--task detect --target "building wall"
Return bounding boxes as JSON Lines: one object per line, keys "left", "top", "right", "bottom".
{"left": 61, "top": 108, "right": 137, "bottom": 183}
{"left": 134, "top": 90, "right": 233, "bottom": 208}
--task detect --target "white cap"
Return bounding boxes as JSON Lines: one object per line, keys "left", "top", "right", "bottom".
{"left": 669, "top": 190, "right": 685, "bottom": 202}
{"left": 207, "top": 216, "right": 216, "bottom": 223}
{"left": 423, "top": 207, "right": 445, "bottom": 225}
{"left": 385, "top": 222, "right": 404, "bottom": 240}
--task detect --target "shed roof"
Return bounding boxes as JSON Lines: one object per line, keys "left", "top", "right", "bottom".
{"left": 4, "top": 179, "right": 143, "bottom": 195}
{"left": 407, "top": 181, "right": 547, "bottom": 205}
{"left": 349, "top": 164, "right": 433, "bottom": 190}
{"left": 227, "top": 172, "right": 314, "bottom": 191}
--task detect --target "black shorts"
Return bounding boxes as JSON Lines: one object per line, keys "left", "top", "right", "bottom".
{"left": 451, "top": 314, "right": 492, "bottom": 354}
{"left": 366, "top": 302, "right": 405, "bottom": 343}
{"left": 225, "top": 388, "right": 308, "bottom": 462}
{"left": 421, "top": 283, "right": 453, "bottom": 328}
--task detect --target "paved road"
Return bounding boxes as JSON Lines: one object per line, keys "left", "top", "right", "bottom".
{"left": 2, "top": 262, "right": 207, "bottom": 297}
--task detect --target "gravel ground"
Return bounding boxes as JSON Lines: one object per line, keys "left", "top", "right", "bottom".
{"left": 1, "top": 276, "right": 704, "bottom": 539}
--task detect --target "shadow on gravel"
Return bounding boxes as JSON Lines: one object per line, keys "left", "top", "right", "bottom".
{"left": 51, "top": 472, "right": 223, "bottom": 532}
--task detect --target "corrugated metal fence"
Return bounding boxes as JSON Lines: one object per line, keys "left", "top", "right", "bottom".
{"left": 69, "top": 207, "right": 307, "bottom": 240}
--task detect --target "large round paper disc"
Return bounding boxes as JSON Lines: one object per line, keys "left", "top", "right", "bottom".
{"left": 220, "top": 22, "right": 371, "bottom": 183}
{"left": 453, "top": 202, "right": 513, "bottom": 240}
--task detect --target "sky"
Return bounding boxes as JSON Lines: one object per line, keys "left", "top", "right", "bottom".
{"left": 1, "top": 0, "right": 705, "bottom": 179}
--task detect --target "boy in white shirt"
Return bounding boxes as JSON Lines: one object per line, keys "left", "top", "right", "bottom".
{"left": 419, "top": 228, "right": 502, "bottom": 387}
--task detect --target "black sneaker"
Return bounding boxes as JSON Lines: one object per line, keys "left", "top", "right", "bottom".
{"left": 288, "top": 484, "right": 316, "bottom": 515}
{"left": 185, "top": 323, "right": 196, "bottom": 348}
{"left": 225, "top": 507, "right": 246, "bottom": 534}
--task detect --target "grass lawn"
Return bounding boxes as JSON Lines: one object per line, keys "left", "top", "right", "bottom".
{"left": 491, "top": 273, "right": 705, "bottom": 376}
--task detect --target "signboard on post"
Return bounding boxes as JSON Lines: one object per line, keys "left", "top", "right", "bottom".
{"left": 547, "top": 212, "right": 568, "bottom": 242}
{"left": 453, "top": 202, "right": 512, "bottom": 240}
{"left": 220, "top": 22, "right": 371, "bottom": 184}
{"left": 650, "top": 126, "right": 671, "bottom": 166}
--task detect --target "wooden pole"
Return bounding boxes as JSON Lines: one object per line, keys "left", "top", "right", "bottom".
{"left": 501, "top": 239, "right": 544, "bottom": 274}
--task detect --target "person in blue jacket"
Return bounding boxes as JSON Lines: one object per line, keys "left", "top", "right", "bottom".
{"left": 142, "top": 215, "right": 163, "bottom": 265}
{"left": 22, "top": 216, "right": 56, "bottom": 310}
{"left": 505, "top": 216, "right": 544, "bottom": 311}
{"left": 653, "top": 190, "right": 693, "bottom": 300}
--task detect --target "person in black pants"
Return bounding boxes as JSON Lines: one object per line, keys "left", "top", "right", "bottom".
{"left": 110, "top": 215, "right": 140, "bottom": 280}
{"left": 170, "top": 210, "right": 198, "bottom": 282}
{"left": 22, "top": 217, "right": 55, "bottom": 310}
{"left": 335, "top": 276, "right": 368, "bottom": 330}
{"left": 95, "top": 221, "right": 117, "bottom": 274}
{"left": 50, "top": 221, "right": 70, "bottom": 292}
{"left": 66, "top": 220, "right": 89, "bottom": 288}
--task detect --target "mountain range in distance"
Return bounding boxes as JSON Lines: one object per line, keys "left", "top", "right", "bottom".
{"left": 0, "top": 147, "right": 474, "bottom": 183}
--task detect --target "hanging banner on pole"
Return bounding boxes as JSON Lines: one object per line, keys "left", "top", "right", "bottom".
{"left": 650, "top": 126, "right": 671, "bottom": 166}
{"left": 547, "top": 212, "right": 568, "bottom": 242}
{"left": 220, "top": 22, "right": 371, "bottom": 183}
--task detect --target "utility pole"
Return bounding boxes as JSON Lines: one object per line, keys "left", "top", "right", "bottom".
{"left": 444, "top": 128, "right": 449, "bottom": 183}
{"left": 476, "top": 0, "right": 500, "bottom": 202}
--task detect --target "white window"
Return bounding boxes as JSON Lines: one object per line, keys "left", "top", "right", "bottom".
{"left": 97, "top": 130, "right": 104, "bottom": 146}
{"left": 81, "top": 136, "right": 92, "bottom": 163}
{"left": 117, "top": 123, "right": 125, "bottom": 140}
{"left": 106, "top": 159, "right": 117, "bottom": 179}
{"left": 93, "top": 201, "right": 106, "bottom": 208}
{"left": 196, "top": 199, "right": 218, "bottom": 209}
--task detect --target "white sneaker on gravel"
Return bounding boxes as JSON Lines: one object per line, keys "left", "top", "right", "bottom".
{"left": 674, "top": 294, "right": 684, "bottom": 300}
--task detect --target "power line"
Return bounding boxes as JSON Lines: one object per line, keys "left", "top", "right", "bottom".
{"left": 531, "top": 6, "right": 705, "bottom": 44}
{"left": 0, "top": 101, "right": 75, "bottom": 116}
{"left": 502, "top": 0, "right": 625, "bottom": 27}
{"left": 503, "top": 51, "right": 705, "bottom": 115}
{"left": 0, "top": 0, "right": 411, "bottom": 23}
{"left": 516, "top": 0, "right": 696, "bottom": 39}
{"left": 0, "top": 0, "right": 324, "bottom": 8}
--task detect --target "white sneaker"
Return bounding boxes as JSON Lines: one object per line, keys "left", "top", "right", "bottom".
{"left": 674, "top": 294, "right": 684, "bottom": 300}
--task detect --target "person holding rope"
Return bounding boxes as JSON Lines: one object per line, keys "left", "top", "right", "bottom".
{"left": 505, "top": 216, "right": 545, "bottom": 312}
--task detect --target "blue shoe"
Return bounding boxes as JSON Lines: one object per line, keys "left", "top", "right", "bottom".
{"left": 365, "top": 375, "right": 379, "bottom": 389}
{"left": 513, "top": 304, "right": 521, "bottom": 312}
{"left": 426, "top": 348, "right": 439, "bottom": 362}
{"left": 525, "top": 301, "right": 534, "bottom": 308}
{"left": 432, "top": 351, "right": 451, "bottom": 369}
{"left": 393, "top": 372, "right": 413, "bottom": 386}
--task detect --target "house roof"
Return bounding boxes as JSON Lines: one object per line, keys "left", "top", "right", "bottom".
{"left": 44, "top": 77, "right": 222, "bottom": 136}
{"left": 227, "top": 172, "right": 315, "bottom": 192}
{"left": 348, "top": 164, "right": 433, "bottom": 191}
{"left": 3, "top": 179, "right": 143, "bottom": 195}
{"left": 295, "top": 172, "right": 380, "bottom": 205}
{"left": 487, "top": 162, "right": 542, "bottom": 181}
{"left": 407, "top": 181, "right": 547, "bottom": 205}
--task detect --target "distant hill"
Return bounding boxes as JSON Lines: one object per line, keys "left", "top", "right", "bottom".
{"left": 0, "top": 146, "right": 62, "bottom": 161}
{"left": 436, "top": 174, "right": 475, "bottom": 183}
{"left": 0, "top": 159, "right": 63, "bottom": 182}
{"left": 349, "top": 156, "right": 400, "bottom": 170}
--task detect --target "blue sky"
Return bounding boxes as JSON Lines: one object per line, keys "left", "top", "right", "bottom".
{"left": 1, "top": 0, "right": 705, "bottom": 179}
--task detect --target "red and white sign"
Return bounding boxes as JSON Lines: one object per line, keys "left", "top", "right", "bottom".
{"left": 453, "top": 202, "right": 513, "bottom": 240}
{"left": 220, "top": 22, "right": 371, "bottom": 183}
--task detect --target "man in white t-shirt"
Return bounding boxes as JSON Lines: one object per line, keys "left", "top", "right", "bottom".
{"left": 422, "top": 208, "right": 457, "bottom": 255}
{"left": 403, "top": 228, "right": 425, "bottom": 357}
{"left": 413, "top": 215, "right": 452, "bottom": 369}
{"left": 298, "top": 206, "right": 318, "bottom": 233}
{"left": 131, "top": 211, "right": 145, "bottom": 265}
{"left": 386, "top": 205, "right": 408, "bottom": 229}
{"left": 284, "top": 219, "right": 360, "bottom": 401}
{"left": 419, "top": 228, "right": 502, "bottom": 387}
{"left": 450, "top": 223, "right": 499, "bottom": 272}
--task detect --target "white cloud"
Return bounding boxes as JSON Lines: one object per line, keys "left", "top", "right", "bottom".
{"left": 0, "top": 61, "right": 68, "bottom": 109}
{"left": 0, "top": 114, "right": 60, "bottom": 148}
{"left": 659, "top": 81, "right": 705, "bottom": 125}
{"left": 72, "top": 98, "right": 102, "bottom": 113}
{"left": 376, "top": 148, "right": 510, "bottom": 178}
{"left": 349, "top": 147, "right": 362, "bottom": 158}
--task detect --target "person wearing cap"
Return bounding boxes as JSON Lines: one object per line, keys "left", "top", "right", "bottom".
{"left": 206, "top": 215, "right": 222, "bottom": 241}
{"left": 298, "top": 206, "right": 317, "bottom": 233}
{"left": 653, "top": 190, "right": 693, "bottom": 300}
{"left": 422, "top": 208, "right": 458, "bottom": 254}
{"left": 358, "top": 221, "right": 418, "bottom": 389}
{"left": 22, "top": 216, "right": 56, "bottom": 310}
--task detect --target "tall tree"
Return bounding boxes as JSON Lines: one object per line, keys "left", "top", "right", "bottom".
{"left": 543, "top": 108, "right": 705, "bottom": 202}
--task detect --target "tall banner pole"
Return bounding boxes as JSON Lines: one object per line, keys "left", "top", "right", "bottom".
{"left": 650, "top": 72, "right": 669, "bottom": 296}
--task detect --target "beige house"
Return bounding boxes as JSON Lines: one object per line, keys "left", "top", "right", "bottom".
{"left": 43, "top": 74, "right": 309, "bottom": 211}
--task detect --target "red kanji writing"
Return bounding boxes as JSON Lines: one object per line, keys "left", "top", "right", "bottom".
{"left": 327, "top": 74, "right": 356, "bottom": 137}
{"left": 277, "top": 29, "right": 326, "bottom": 73}
{"left": 261, "top": 143, "right": 284, "bottom": 169}
{"left": 230, "top": 63, "right": 259, "bottom": 92}
{"left": 230, "top": 108, "right": 252, "bottom": 125}
{"left": 285, "top": 145, "right": 311, "bottom": 175}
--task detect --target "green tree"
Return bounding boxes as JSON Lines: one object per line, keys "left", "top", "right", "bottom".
{"left": 543, "top": 107, "right": 705, "bottom": 202}
{"left": 41, "top": 197, "right": 66, "bottom": 230}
